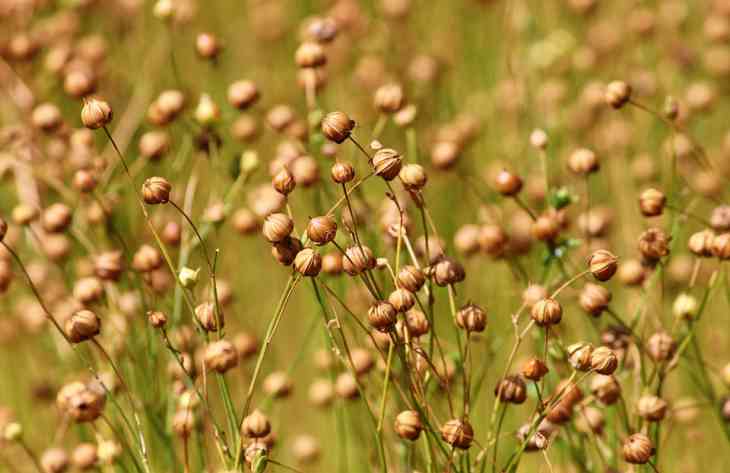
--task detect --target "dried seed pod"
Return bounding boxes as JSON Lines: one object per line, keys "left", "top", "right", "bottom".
{"left": 388, "top": 288, "right": 415, "bottom": 313}
{"left": 307, "top": 216, "right": 337, "bottom": 245}
{"left": 335, "top": 372, "right": 359, "bottom": 399}
{"left": 688, "top": 229, "right": 715, "bottom": 257}
{"left": 440, "top": 419, "right": 474, "bottom": 449}
{"left": 493, "top": 169, "right": 523, "bottom": 196}
{"left": 495, "top": 375, "right": 527, "bottom": 404}
{"left": 321, "top": 111, "right": 354, "bottom": 144}
{"left": 242, "top": 409, "right": 271, "bottom": 438}
{"left": 455, "top": 303, "right": 487, "bottom": 332}
{"left": 331, "top": 162, "right": 355, "bottom": 183}
{"left": 673, "top": 293, "right": 698, "bottom": 320}
{"left": 590, "top": 346, "right": 618, "bottom": 375}
{"left": 531, "top": 298, "right": 562, "bottom": 326}
{"left": 646, "top": 331, "right": 676, "bottom": 362}
{"left": 227, "top": 80, "right": 260, "bottom": 110}
{"left": 397, "top": 265, "right": 425, "bottom": 292}
{"left": 591, "top": 375, "right": 621, "bottom": 405}
{"left": 567, "top": 148, "right": 599, "bottom": 175}
{"left": 342, "top": 245, "right": 376, "bottom": 275}
{"left": 41, "top": 448, "right": 69, "bottom": 473}
{"left": 293, "top": 248, "right": 322, "bottom": 277}
{"left": 32, "top": 103, "right": 63, "bottom": 132}
{"left": 478, "top": 224, "right": 508, "bottom": 257}
{"left": 637, "top": 395, "right": 668, "bottom": 422}
{"left": 605, "top": 80, "right": 632, "bottom": 108}
{"left": 711, "top": 232, "right": 730, "bottom": 259}
{"left": 263, "top": 371, "right": 293, "bottom": 398}
{"left": 367, "top": 301, "right": 397, "bottom": 332}
{"left": 172, "top": 409, "right": 196, "bottom": 438}
{"left": 272, "top": 237, "right": 304, "bottom": 266}
{"left": 71, "top": 443, "right": 98, "bottom": 470}
{"left": 81, "top": 98, "right": 112, "bottom": 129}
{"left": 42, "top": 203, "right": 73, "bottom": 233}
{"left": 394, "top": 410, "right": 422, "bottom": 441}
{"left": 194, "top": 302, "right": 224, "bottom": 332}
{"left": 147, "top": 310, "right": 167, "bottom": 328}
{"left": 622, "top": 433, "right": 654, "bottom": 464}
{"left": 65, "top": 310, "right": 101, "bottom": 343}
{"left": 372, "top": 148, "right": 403, "bottom": 181}
{"left": 262, "top": 213, "right": 294, "bottom": 243}
{"left": 531, "top": 212, "right": 560, "bottom": 241}
{"left": 374, "top": 83, "right": 405, "bottom": 113}
{"left": 579, "top": 283, "right": 611, "bottom": 316}
{"left": 521, "top": 358, "right": 549, "bottom": 381}
{"left": 567, "top": 342, "right": 594, "bottom": 371}
{"left": 321, "top": 252, "right": 343, "bottom": 275}
{"left": 432, "top": 257, "right": 466, "bottom": 286}
{"left": 638, "top": 188, "right": 666, "bottom": 217}
{"left": 132, "top": 245, "right": 163, "bottom": 273}
{"left": 638, "top": 228, "right": 670, "bottom": 263}
{"left": 398, "top": 309, "right": 430, "bottom": 338}
{"left": 57, "top": 382, "right": 106, "bottom": 423}
{"left": 142, "top": 177, "right": 172, "bottom": 205}
{"left": 73, "top": 170, "right": 97, "bottom": 193}
{"left": 94, "top": 251, "right": 124, "bottom": 281}
{"left": 295, "top": 41, "right": 327, "bottom": 68}
{"left": 204, "top": 340, "right": 238, "bottom": 373}
{"left": 139, "top": 131, "right": 170, "bottom": 160}
{"left": 399, "top": 164, "right": 427, "bottom": 190}
{"left": 195, "top": 32, "right": 222, "bottom": 59}
{"left": 588, "top": 249, "right": 618, "bottom": 281}
{"left": 522, "top": 284, "right": 548, "bottom": 307}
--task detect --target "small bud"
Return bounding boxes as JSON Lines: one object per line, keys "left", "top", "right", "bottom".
{"left": 493, "top": 169, "right": 523, "bottom": 196}
{"left": 374, "top": 83, "right": 405, "bottom": 113}
{"left": 3, "top": 422, "right": 22, "bottom": 441}
{"left": 195, "top": 33, "right": 222, "bottom": 59}
{"left": 147, "top": 310, "right": 167, "bottom": 328}
{"left": 227, "top": 80, "right": 260, "bottom": 110}
{"left": 673, "top": 293, "right": 698, "bottom": 320}
{"left": 567, "top": 148, "right": 599, "bottom": 175}
{"left": 194, "top": 93, "right": 220, "bottom": 126}
{"left": 295, "top": 41, "right": 327, "bottom": 68}
{"left": 530, "top": 129, "right": 548, "bottom": 149}
{"left": 179, "top": 267, "right": 200, "bottom": 288}
{"left": 240, "top": 151, "right": 260, "bottom": 175}
{"left": 399, "top": 164, "right": 428, "bottom": 190}
{"left": 81, "top": 98, "right": 112, "bottom": 129}
{"left": 142, "top": 177, "right": 172, "bottom": 205}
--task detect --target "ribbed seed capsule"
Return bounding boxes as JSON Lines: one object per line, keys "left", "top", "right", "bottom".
{"left": 262, "top": 213, "right": 294, "bottom": 243}
{"left": 623, "top": 433, "right": 654, "bottom": 464}
{"left": 306, "top": 216, "right": 337, "bottom": 245}
{"left": 531, "top": 298, "right": 562, "bottom": 326}
{"left": 455, "top": 303, "right": 487, "bottom": 332}
{"left": 322, "top": 112, "right": 355, "bottom": 144}
{"left": 372, "top": 148, "right": 402, "bottom": 181}
{"left": 367, "top": 301, "right": 397, "bottom": 332}
{"left": 440, "top": 419, "right": 474, "bottom": 449}
{"left": 394, "top": 410, "right": 422, "bottom": 441}
{"left": 293, "top": 248, "right": 322, "bottom": 277}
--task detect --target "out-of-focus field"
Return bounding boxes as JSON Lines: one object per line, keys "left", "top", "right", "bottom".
{"left": 0, "top": 1, "right": 730, "bottom": 473}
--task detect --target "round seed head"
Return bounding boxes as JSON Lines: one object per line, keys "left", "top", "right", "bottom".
{"left": 605, "top": 80, "right": 632, "bottom": 108}
{"left": 440, "top": 419, "right": 474, "bottom": 449}
{"left": 530, "top": 298, "right": 562, "bottom": 326}
{"left": 65, "top": 310, "right": 101, "bottom": 343}
{"left": 142, "top": 177, "right": 172, "bottom": 205}
{"left": 293, "top": 248, "right": 322, "bottom": 277}
{"left": 622, "top": 433, "right": 654, "bottom": 464}
{"left": 81, "top": 98, "right": 112, "bottom": 129}
{"left": 394, "top": 410, "right": 422, "bottom": 441}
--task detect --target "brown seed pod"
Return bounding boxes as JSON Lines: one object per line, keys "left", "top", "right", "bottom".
{"left": 142, "top": 177, "right": 172, "bottom": 205}
{"left": 397, "top": 309, "right": 430, "bottom": 338}
{"left": 397, "top": 265, "right": 426, "bottom": 292}
{"left": 132, "top": 245, "right": 163, "bottom": 273}
{"left": 41, "top": 448, "right": 69, "bottom": 473}
{"left": 440, "top": 419, "right": 474, "bottom": 449}
{"left": 388, "top": 288, "right": 415, "bottom": 313}
{"left": 372, "top": 148, "right": 403, "bottom": 181}
{"left": 322, "top": 112, "right": 355, "bottom": 144}
{"left": 139, "top": 131, "right": 170, "bottom": 160}
{"left": 94, "top": 251, "right": 124, "bottom": 281}
{"left": 307, "top": 216, "right": 337, "bottom": 245}
{"left": 272, "top": 237, "right": 304, "bottom": 266}
{"left": 637, "top": 395, "right": 668, "bottom": 422}
{"left": 589, "top": 346, "right": 618, "bottom": 375}
{"left": 522, "top": 284, "right": 548, "bottom": 307}
{"left": 335, "top": 372, "right": 359, "bottom": 399}
{"left": 227, "top": 80, "right": 260, "bottom": 110}
{"left": 204, "top": 340, "right": 239, "bottom": 373}
{"left": 71, "top": 443, "right": 98, "bottom": 470}
{"left": 42, "top": 203, "right": 73, "bottom": 233}
{"left": 172, "top": 409, "right": 196, "bottom": 438}
{"left": 147, "top": 310, "right": 167, "bottom": 329}
{"left": 65, "top": 310, "right": 101, "bottom": 343}
{"left": 591, "top": 374, "right": 621, "bottom": 405}
{"left": 579, "top": 283, "right": 611, "bottom": 316}
{"left": 331, "top": 162, "right": 355, "bottom": 183}
{"left": 567, "top": 342, "right": 594, "bottom": 371}
{"left": 638, "top": 188, "right": 666, "bottom": 217}
{"left": 588, "top": 249, "right": 618, "bottom": 281}
{"left": 374, "top": 83, "right": 405, "bottom": 113}
{"left": 368, "top": 301, "right": 397, "bottom": 332}
{"left": 478, "top": 224, "right": 508, "bottom": 257}
{"left": 495, "top": 375, "right": 527, "bottom": 404}
{"left": 321, "top": 252, "right": 343, "bottom": 275}
{"left": 342, "top": 245, "right": 376, "bottom": 275}
{"left": 646, "top": 331, "right": 676, "bottom": 362}
{"left": 262, "top": 213, "right": 294, "bottom": 243}
{"left": 638, "top": 228, "right": 670, "bottom": 263}
{"left": 432, "top": 257, "right": 466, "bottom": 286}
{"left": 622, "top": 433, "right": 654, "bottom": 464}
{"left": 399, "top": 164, "right": 427, "bottom": 190}
{"left": 195, "top": 32, "right": 222, "bottom": 59}
{"left": 455, "top": 303, "right": 487, "bottom": 332}
{"left": 57, "top": 382, "right": 106, "bottom": 423}
{"left": 710, "top": 232, "right": 730, "bottom": 259}
{"left": 73, "top": 170, "right": 97, "bottom": 193}
{"left": 431, "top": 141, "right": 461, "bottom": 170}
{"left": 521, "top": 358, "right": 549, "bottom": 381}
{"left": 531, "top": 212, "right": 560, "bottom": 241}
{"left": 530, "top": 298, "right": 562, "bottom": 326}
{"left": 194, "top": 302, "right": 224, "bottom": 332}
{"left": 394, "top": 410, "right": 422, "bottom": 441}
{"left": 605, "top": 80, "right": 632, "bottom": 108}
{"left": 567, "top": 148, "right": 599, "bottom": 175}
{"left": 295, "top": 41, "right": 327, "bottom": 68}
{"left": 272, "top": 167, "right": 296, "bottom": 196}
{"left": 81, "top": 98, "right": 113, "bottom": 129}
{"left": 32, "top": 103, "right": 63, "bottom": 132}
{"left": 493, "top": 169, "right": 523, "bottom": 196}
{"left": 293, "top": 248, "right": 322, "bottom": 277}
